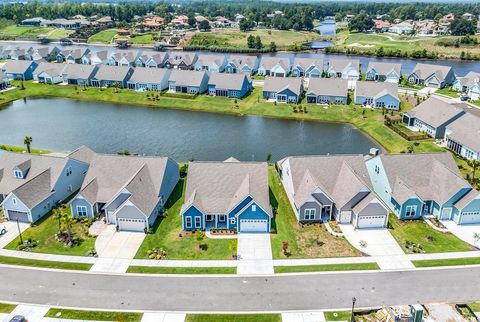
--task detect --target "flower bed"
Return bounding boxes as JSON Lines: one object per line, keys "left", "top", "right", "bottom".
{"left": 210, "top": 229, "right": 236, "bottom": 235}
{"left": 428, "top": 217, "right": 446, "bottom": 229}
{"left": 146, "top": 248, "right": 167, "bottom": 260}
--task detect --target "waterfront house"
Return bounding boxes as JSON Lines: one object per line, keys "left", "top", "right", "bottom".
{"left": 90, "top": 65, "right": 134, "bottom": 88}
{"left": 291, "top": 58, "right": 323, "bottom": 78}
{"left": 366, "top": 152, "right": 480, "bottom": 224}
{"left": 257, "top": 57, "right": 291, "bottom": 77}
{"left": 407, "top": 63, "right": 455, "bottom": 88}
{"left": 445, "top": 112, "right": 480, "bottom": 161}
{"left": 365, "top": 62, "right": 401, "bottom": 83}
{"left": 402, "top": 97, "right": 466, "bottom": 138}
{"left": 6, "top": 48, "right": 28, "bottom": 61}
{"left": 69, "top": 147, "right": 179, "bottom": 232}
{"left": 262, "top": 77, "right": 303, "bottom": 103}
{"left": 29, "top": 46, "right": 61, "bottom": 61}
{"left": 452, "top": 71, "right": 480, "bottom": 100}
{"left": 164, "top": 52, "right": 198, "bottom": 70}
{"left": 107, "top": 50, "right": 140, "bottom": 67}
{"left": 194, "top": 54, "right": 227, "bottom": 73}
{"left": 62, "top": 64, "right": 98, "bottom": 86}
{"left": 277, "top": 155, "right": 388, "bottom": 228}
{"left": 207, "top": 73, "right": 252, "bottom": 98}
{"left": 389, "top": 22, "right": 414, "bottom": 34}
{"left": 127, "top": 67, "right": 171, "bottom": 91}
{"left": 306, "top": 78, "right": 348, "bottom": 104}
{"left": 2, "top": 60, "right": 38, "bottom": 80}
{"left": 134, "top": 51, "right": 168, "bottom": 68}
{"left": 354, "top": 81, "right": 400, "bottom": 110}
{"left": 327, "top": 59, "right": 360, "bottom": 80}
{"left": 33, "top": 62, "right": 66, "bottom": 84}
{"left": 225, "top": 55, "right": 258, "bottom": 75}
{"left": 180, "top": 159, "right": 272, "bottom": 233}
{"left": 0, "top": 72, "right": 10, "bottom": 90}
{"left": 82, "top": 50, "right": 111, "bottom": 65}
{"left": 57, "top": 48, "right": 90, "bottom": 64}
{"left": 168, "top": 69, "right": 209, "bottom": 94}
{"left": 0, "top": 151, "right": 89, "bottom": 223}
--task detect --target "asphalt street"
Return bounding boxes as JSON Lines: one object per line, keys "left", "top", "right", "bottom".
{"left": 1, "top": 266, "right": 479, "bottom": 312}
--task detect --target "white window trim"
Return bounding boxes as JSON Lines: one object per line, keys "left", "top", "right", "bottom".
{"left": 304, "top": 208, "right": 316, "bottom": 220}
{"left": 405, "top": 205, "right": 417, "bottom": 217}
{"left": 252, "top": 204, "right": 257, "bottom": 212}
{"left": 230, "top": 217, "right": 236, "bottom": 224}
{"left": 77, "top": 205, "right": 87, "bottom": 216}
{"left": 185, "top": 216, "right": 192, "bottom": 228}
{"left": 14, "top": 170, "right": 23, "bottom": 178}
{"left": 195, "top": 216, "right": 201, "bottom": 228}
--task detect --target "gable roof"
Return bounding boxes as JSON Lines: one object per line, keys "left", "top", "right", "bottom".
{"left": 196, "top": 54, "right": 226, "bottom": 67}
{"left": 260, "top": 57, "right": 290, "bottom": 70}
{"left": 227, "top": 55, "right": 257, "bottom": 69}
{"left": 138, "top": 51, "right": 167, "bottom": 64}
{"left": 86, "top": 50, "right": 110, "bottom": 62}
{"left": 263, "top": 76, "right": 302, "bottom": 96}
{"left": 454, "top": 189, "right": 480, "bottom": 210}
{"left": 456, "top": 71, "right": 480, "bottom": 88}
{"left": 62, "top": 48, "right": 89, "bottom": 60}
{"left": 208, "top": 73, "right": 250, "bottom": 91}
{"left": 169, "top": 69, "right": 208, "bottom": 87}
{"left": 111, "top": 50, "right": 138, "bottom": 63}
{"left": 33, "top": 62, "right": 65, "bottom": 77}
{"left": 406, "top": 96, "right": 466, "bottom": 128}
{"left": 356, "top": 81, "right": 398, "bottom": 100}
{"left": 182, "top": 160, "right": 271, "bottom": 216}
{"left": 92, "top": 65, "right": 131, "bottom": 81}
{"left": 166, "top": 52, "right": 197, "bottom": 66}
{"left": 307, "top": 78, "right": 348, "bottom": 97}
{"left": 446, "top": 112, "right": 480, "bottom": 153}
{"left": 328, "top": 59, "right": 360, "bottom": 72}
{"left": 62, "top": 64, "right": 97, "bottom": 79}
{"left": 2, "top": 60, "right": 35, "bottom": 74}
{"left": 292, "top": 58, "right": 323, "bottom": 70}
{"left": 366, "top": 62, "right": 401, "bottom": 76}
{"left": 410, "top": 63, "right": 452, "bottom": 82}
{"left": 128, "top": 67, "right": 170, "bottom": 84}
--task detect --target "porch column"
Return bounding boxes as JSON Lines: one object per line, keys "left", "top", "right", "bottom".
{"left": 329, "top": 205, "right": 333, "bottom": 221}
{"left": 215, "top": 215, "right": 218, "bottom": 229}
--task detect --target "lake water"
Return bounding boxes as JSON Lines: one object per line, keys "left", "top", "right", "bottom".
{"left": 317, "top": 19, "right": 336, "bottom": 36}
{"left": 0, "top": 98, "right": 379, "bottom": 161}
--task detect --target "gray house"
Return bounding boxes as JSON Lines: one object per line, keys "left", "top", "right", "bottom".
{"left": 127, "top": 67, "right": 171, "bottom": 91}
{"left": 57, "top": 48, "right": 90, "bottom": 64}
{"left": 62, "top": 64, "right": 98, "bottom": 85}
{"left": 82, "top": 50, "right": 111, "bottom": 65}
{"left": 407, "top": 63, "right": 455, "bottom": 88}
{"left": 90, "top": 65, "right": 134, "bottom": 88}
{"left": 108, "top": 50, "right": 140, "bottom": 67}
{"left": 135, "top": 51, "right": 168, "bottom": 68}
{"left": 365, "top": 62, "right": 401, "bottom": 83}
{"left": 164, "top": 52, "right": 198, "bottom": 70}
{"left": 0, "top": 151, "right": 89, "bottom": 223}
{"left": 354, "top": 81, "right": 400, "bottom": 110}
{"left": 445, "top": 112, "right": 480, "bottom": 161}
{"left": 33, "top": 62, "right": 66, "bottom": 84}
{"left": 262, "top": 77, "right": 303, "bottom": 103}
{"left": 277, "top": 155, "right": 388, "bottom": 229}
{"left": 306, "top": 78, "right": 348, "bottom": 104}
{"left": 225, "top": 55, "right": 258, "bottom": 75}
{"left": 69, "top": 147, "right": 179, "bottom": 232}
{"left": 168, "top": 69, "right": 209, "bottom": 94}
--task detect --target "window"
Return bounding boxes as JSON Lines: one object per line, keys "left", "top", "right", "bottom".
{"left": 219, "top": 215, "right": 226, "bottom": 222}
{"left": 77, "top": 205, "right": 87, "bottom": 216}
{"left": 185, "top": 217, "right": 192, "bottom": 228}
{"left": 14, "top": 170, "right": 23, "bottom": 179}
{"left": 230, "top": 217, "right": 236, "bottom": 224}
{"left": 66, "top": 166, "right": 72, "bottom": 176}
{"left": 304, "top": 208, "right": 316, "bottom": 220}
{"left": 405, "top": 205, "right": 417, "bottom": 218}
{"left": 12, "top": 198, "right": 17, "bottom": 205}
{"left": 374, "top": 165, "right": 380, "bottom": 174}
{"left": 68, "top": 184, "right": 73, "bottom": 192}
{"left": 195, "top": 216, "right": 201, "bottom": 228}
{"left": 252, "top": 205, "right": 256, "bottom": 212}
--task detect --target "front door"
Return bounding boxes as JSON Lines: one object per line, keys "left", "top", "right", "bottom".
{"left": 440, "top": 207, "right": 452, "bottom": 220}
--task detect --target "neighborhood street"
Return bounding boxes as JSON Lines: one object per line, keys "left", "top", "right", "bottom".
{"left": 0, "top": 265, "right": 479, "bottom": 312}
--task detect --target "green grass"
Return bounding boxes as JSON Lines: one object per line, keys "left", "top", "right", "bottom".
{"left": 274, "top": 262, "right": 380, "bottom": 273}
{"left": 0, "top": 302, "right": 16, "bottom": 313}
{"left": 436, "top": 87, "right": 460, "bottom": 98}
{"left": 388, "top": 215, "right": 473, "bottom": 254}
{"left": 47, "top": 28, "right": 73, "bottom": 39}
{"left": 0, "top": 255, "right": 92, "bottom": 270}
{"left": 468, "top": 303, "right": 480, "bottom": 312}
{"left": 45, "top": 308, "right": 143, "bottom": 321}
{"left": 324, "top": 311, "right": 352, "bottom": 321}
{"left": 0, "top": 144, "right": 50, "bottom": 154}
{"left": 186, "top": 314, "right": 282, "bottom": 322}
{"left": 0, "top": 24, "right": 53, "bottom": 38}
{"left": 413, "top": 257, "right": 480, "bottom": 268}
{"left": 5, "top": 205, "right": 96, "bottom": 256}
{"left": 269, "top": 166, "right": 361, "bottom": 259}
{"left": 135, "top": 180, "right": 236, "bottom": 260}
{"left": 127, "top": 266, "right": 236, "bottom": 274}
{"left": 87, "top": 28, "right": 118, "bottom": 43}
{"left": 130, "top": 33, "right": 156, "bottom": 44}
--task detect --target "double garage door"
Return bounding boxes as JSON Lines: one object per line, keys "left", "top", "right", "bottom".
{"left": 7, "top": 210, "right": 29, "bottom": 222}
{"left": 461, "top": 212, "right": 480, "bottom": 225}
{"left": 117, "top": 218, "right": 146, "bottom": 232}
{"left": 357, "top": 215, "right": 386, "bottom": 229}
{"left": 239, "top": 219, "right": 268, "bottom": 233}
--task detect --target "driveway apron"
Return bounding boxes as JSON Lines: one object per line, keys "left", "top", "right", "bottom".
{"left": 236, "top": 233, "right": 273, "bottom": 275}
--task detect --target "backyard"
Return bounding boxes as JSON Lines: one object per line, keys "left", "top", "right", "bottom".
{"left": 87, "top": 28, "right": 118, "bottom": 43}
{"left": 269, "top": 166, "right": 361, "bottom": 259}
{"left": 0, "top": 24, "right": 54, "bottom": 38}
{"left": 129, "top": 33, "right": 157, "bottom": 44}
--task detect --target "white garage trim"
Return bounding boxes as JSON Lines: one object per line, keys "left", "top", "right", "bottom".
{"left": 460, "top": 211, "right": 480, "bottom": 225}
{"left": 239, "top": 219, "right": 268, "bottom": 233}
{"left": 117, "top": 218, "right": 146, "bottom": 232}
{"left": 357, "top": 215, "right": 387, "bottom": 229}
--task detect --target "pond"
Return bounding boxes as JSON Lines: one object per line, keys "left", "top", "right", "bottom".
{"left": 0, "top": 98, "right": 379, "bottom": 161}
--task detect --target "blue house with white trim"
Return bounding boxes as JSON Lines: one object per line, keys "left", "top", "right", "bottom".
{"left": 354, "top": 81, "right": 400, "bottom": 110}
{"left": 180, "top": 158, "right": 272, "bottom": 233}
{"left": 225, "top": 55, "right": 258, "bottom": 75}
{"left": 208, "top": 73, "right": 252, "bottom": 98}
{"left": 2, "top": 60, "right": 38, "bottom": 80}
{"left": 291, "top": 58, "right": 323, "bottom": 78}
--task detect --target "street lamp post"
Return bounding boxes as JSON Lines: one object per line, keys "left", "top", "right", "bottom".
{"left": 351, "top": 297, "right": 356, "bottom": 322}
{"left": 16, "top": 218, "right": 23, "bottom": 245}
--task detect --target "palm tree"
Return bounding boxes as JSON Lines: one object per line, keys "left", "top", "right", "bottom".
{"left": 467, "top": 159, "right": 480, "bottom": 183}
{"left": 23, "top": 136, "right": 32, "bottom": 153}
{"left": 60, "top": 211, "right": 74, "bottom": 243}
{"left": 53, "top": 208, "right": 62, "bottom": 234}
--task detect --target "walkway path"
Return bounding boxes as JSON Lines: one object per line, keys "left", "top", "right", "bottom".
{"left": 282, "top": 311, "right": 326, "bottom": 322}
{"left": 236, "top": 233, "right": 274, "bottom": 275}
{"left": 142, "top": 313, "right": 186, "bottom": 322}
{"left": 0, "top": 221, "right": 30, "bottom": 249}
{"left": 6, "top": 304, "right": 49, "bottom": 322}
{"left": 441, "top": 221, "right": 480, "bottom": 248}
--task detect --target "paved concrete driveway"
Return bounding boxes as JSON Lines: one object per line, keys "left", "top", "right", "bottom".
{"left": 0, "top": 221, "right": 29, "bottom": 248}
{"left": 424, "top": 303, "right": 467, "bottom": 322}
{"left": 442, "top": 220, "right": 480, "bottom": 248}
{"left": 236, "top": 233, "right": 273, "bottom": 275}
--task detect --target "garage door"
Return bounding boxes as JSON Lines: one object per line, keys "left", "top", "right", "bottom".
{"left": 117, "top": 218, "right": 146, "bottom": 232}
{"left": 7, "top": 210, "right": 29, "bottom": 222}
{"left": 357, "top": 215, "right": 386, "bottom": 229}
{"left": 461, "top": 212, "right": 480, "bottom": 225}
{"left": 275, "top": 73, "right": 284, "bottom": 77}
{"left": 239, "top": 219, "right": 268, "bottom": 233}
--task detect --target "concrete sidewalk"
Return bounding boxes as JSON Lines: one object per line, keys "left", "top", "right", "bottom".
{"left": 282, "top": 311, "right": 326, "bottom": 322}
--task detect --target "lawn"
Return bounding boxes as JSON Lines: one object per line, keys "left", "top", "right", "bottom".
{"left": 324, "top": 311, "right": 352, "bottom": 321}
{"left": 0, "top": 255, "right": 92, "bottom": 270}
{"left": 45, "top": 308, "right": 143, "bottom": 321}
{"left": 453, "top": 155, "right": 480, "bottom": 189}
{"left": 130, "top": 33, "right": 156, "bottom": 44}
{"left": 413, "top": 257, "right": 480, "bottom": 268}
{"left": 468, "top": 303, "right": 480, "bottom": 312}
{"left": 269, "top": 166, "right": 361, "bottom": 259}
{"left": 0, "top": 144, "right": 51, "bottom": 154}
{"left": 127, "top": 266, "right": 236, "bottom": 274}
{"left": 388, "top": 215, "right": 473, "bottom": 254}
{"left": 47, "top": 28, "right": 73, "bottom": 39}
{"left": 185, "top": 314, "right": 282, "bottom": 322}
{"left": 274, "top": 262, "right": 379, "bottom": 273}
{"left": 436, "top": 87, "right": 460, "bottom": 98}
{"left": 5, "top": 205, "right": 96, "bottom": 256}
{"left": 134, "top": 180, "right": 236, "bottom": 260}
{"left": 87, "top": 28, "right": 118, "bottom": 43}
{"left": 0, "top": 303, "right": 16, "bottom": 314}
{"left": 0, "top": 25, "right": 53, "bottom": 38}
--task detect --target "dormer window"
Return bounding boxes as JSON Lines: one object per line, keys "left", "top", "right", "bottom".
{"left": 14, "top": 170, "right": 23, "bottom": 179}
{"left": 66, "top": 166, "right": 72, "bottom": 176}
{"left": 252, "top": 204, "right": 257, "bottom": 212}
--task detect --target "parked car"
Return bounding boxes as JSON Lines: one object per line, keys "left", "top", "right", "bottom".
{"left": 460, "top": 95, "right": 470, "bottom": 101}
{"left": 9, "top": 316, "right": 26, "bottom": 322}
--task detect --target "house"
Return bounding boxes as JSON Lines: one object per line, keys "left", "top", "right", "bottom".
{"left": 168, "top": 70, "right": 209, "bottom": 94}
{"left": 452, "top": 71, "right": 480, "bottom": 100}
{"left": 135, "top": 51, "right": 168, "bottom": 68}
{"left": 402, "top": 97, "right": 466, "bottom": 138}
{"left": 180, "top": 159, "right": 272, "bottom": 233}
{"left": 90, "top": 65, "right": 134, "bottom": 88}
{"left": 366, "top": 152, "right": 480, "bottom": 224}
{"left": 29, "top": 46, "right": 61, "bottom": 61}
{"left": 407, "top": 63, "right": 455, "bottom": 89}
{"left": 445, "top": 112, "right": 480, "bottom": 161}
{"left": 306, "top": 78, "right": 348, "bottom": 104}
{"left": 373, "top": 19, "right": 391, "bottom": 32}
{"left": 194, "top": 54, "right": 227, "bottom": 73}
{"left": 277, "top": 155, "right": 388, "bottom": 228}
{"left": 2, "top": 60, "right": 38, "bottom": 80}
{"left": 32, "top": 62, "right": 66, "bottom": 84}
{"left": 257, "top": 57, "right": 291, "bottom": 77}
{"left": 57, "top": 48, "right": 90, "bottom": 64}
{"left": 0, "top": 151, "right": 89, "bottom": 223}
{"left": 225, "top": 55, "right": 258, "bottom": 75}
{"left": 96, "top": 16, "right": 114, "bottom": 27}
{"left": 61, "top": 64, "right": 98, "bottom": 86}
{"left": 262, "top": 77, "right": 303, "bottom": 103}
{"left": 291, "top": 58, "right": 323, "bottom": 78}
{"left": 207, "top": 73, "right": 252, "bottom": 98}
{"left": 6, "top": 48, "right": 28, "bottom": 61}
{"left": 354, "top": 81, "right": 400, "bottom": 110}
{"left": 389, "top": 22, "right": 413, "bottom": 34}
{"left": 327, "top": 59, "right": 360, "bottom": 81}
{"left": 69, "top": 147, "right": 179, "bottom": 232}
{"left": 365, "top": 62, "right": 401, "bottom": 83}
{"left": 0, "top": 72, "right": 10, "bottom": 90}
{"left": 127, "top": 67, "right": 171, "bottom": 91}
{"left": 108, "top": 50, "right": 140, "bottom": 67}
{"left": 21, "top": 17, "right": 46, "bottom": 26}
{"left": 82, "top": 50, "right": 111, "bottom": 65}
{"left": 164, "top": 52, "right": 198, "bottom": 70}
